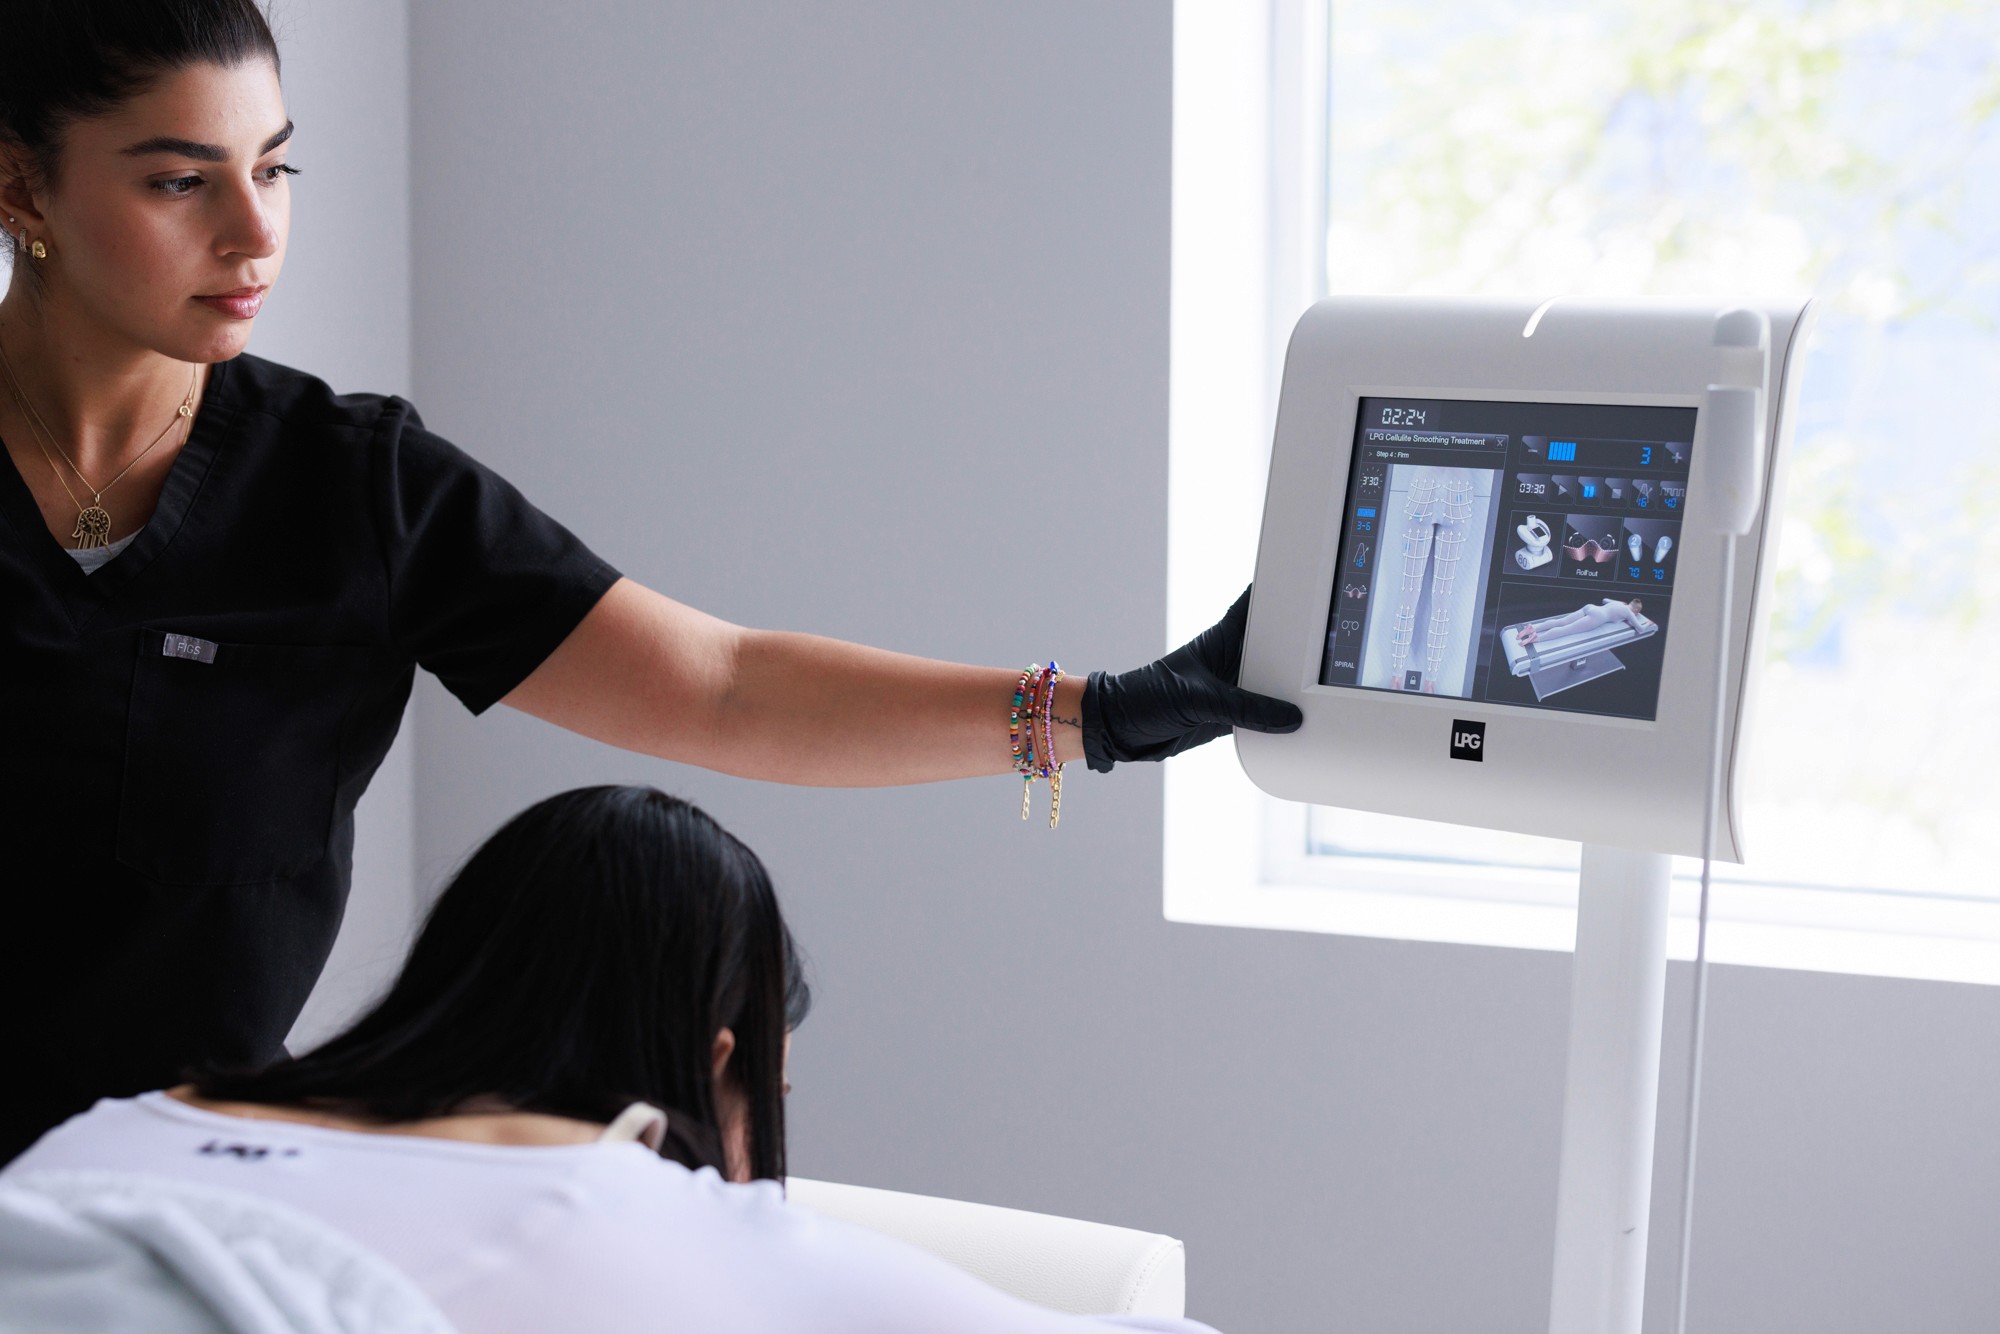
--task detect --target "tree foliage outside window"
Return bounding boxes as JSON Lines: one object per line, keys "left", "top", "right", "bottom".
{"left": 1313, "top": 0, "right": 2000, "bottom": 899}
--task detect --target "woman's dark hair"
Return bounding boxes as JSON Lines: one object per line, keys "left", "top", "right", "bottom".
{"left": 194, "top": 786, "right": 812, "bottom": 1182}
{"left": 0, "top": 0, "right": 281, "bottom": 258}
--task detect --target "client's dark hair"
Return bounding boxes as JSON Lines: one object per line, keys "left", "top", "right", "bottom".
{"left": 195, "top": 786, "right": 811, "bottom": 1182}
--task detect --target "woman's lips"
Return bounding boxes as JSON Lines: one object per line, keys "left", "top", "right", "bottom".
{"left": 194, "top": 289, "right": 264, "bottom": 319}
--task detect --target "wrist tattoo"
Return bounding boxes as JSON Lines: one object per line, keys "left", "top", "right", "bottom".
{"left": 1053, "top": 714, "right": 1083, "bottom": 729}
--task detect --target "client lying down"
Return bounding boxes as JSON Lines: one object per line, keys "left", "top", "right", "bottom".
{"left": 2, "top": 787, "right": 1217, "bottom": 1334}
{"left": 1514, "top": 598, "right": 1650, "bottom": 646}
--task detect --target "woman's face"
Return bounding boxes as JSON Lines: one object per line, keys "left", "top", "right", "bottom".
{"left": 10, "top": 59, "right": 290, "bottom": 364}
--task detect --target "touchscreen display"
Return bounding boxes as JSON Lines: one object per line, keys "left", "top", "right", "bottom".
{"left": 1320, "top": 398, "right": 1697, "bottom": 720}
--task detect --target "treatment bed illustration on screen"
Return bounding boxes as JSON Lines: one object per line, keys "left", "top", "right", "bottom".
{"left": 1320, "top": 397, "right": 1695, "bottom": 720}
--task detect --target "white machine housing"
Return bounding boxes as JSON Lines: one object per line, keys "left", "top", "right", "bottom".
{"left": 1236, "top": 296, "right": 1814, "bottom": 861}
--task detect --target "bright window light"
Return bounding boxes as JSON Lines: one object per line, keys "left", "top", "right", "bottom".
{"left": 1166, "top": 0, "right": 2000, "bottom": 985}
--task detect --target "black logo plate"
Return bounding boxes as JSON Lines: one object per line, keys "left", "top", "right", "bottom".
{"left": 1450, "top": 720, "right": 1485, "bottom": 762}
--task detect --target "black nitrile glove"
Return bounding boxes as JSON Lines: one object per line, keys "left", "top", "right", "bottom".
{"left": 1080, "top": 586, "right": 1303, "bottom": 773}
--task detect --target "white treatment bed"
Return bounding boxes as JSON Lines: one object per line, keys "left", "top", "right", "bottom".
{"left": 1501, "top": 612, "right": 1658, "bottom": 700}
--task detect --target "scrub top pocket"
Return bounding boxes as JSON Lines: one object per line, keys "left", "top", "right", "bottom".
{"left": 116, "top": 632, "right": 371, "bottom": 887}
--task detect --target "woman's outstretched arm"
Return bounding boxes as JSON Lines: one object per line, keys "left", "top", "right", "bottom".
{"left": 501, "top": 578, "right": 1086, "bottom": 786}
{"left": 501, "top": 580, "right": 1299, "bottom": 787}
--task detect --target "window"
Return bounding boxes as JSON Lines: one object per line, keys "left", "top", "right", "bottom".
{"left": 1167, "top": 0, "right": 2000, "bottom": 984}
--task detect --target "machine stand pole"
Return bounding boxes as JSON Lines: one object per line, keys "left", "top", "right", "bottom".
{"left": 1548, "top": 845, "right": 1674, "bottom": 1334}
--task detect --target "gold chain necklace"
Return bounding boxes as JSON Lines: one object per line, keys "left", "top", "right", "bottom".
{"left": 0, "top": 364, "right": 99, "bottom": 538}
{"left": 0, "top": 334, "right": 197, "bottom": 550}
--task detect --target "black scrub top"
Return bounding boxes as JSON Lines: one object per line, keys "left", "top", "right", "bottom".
{"left": 0, "top": 352, "right": 621, "bottom": 1161}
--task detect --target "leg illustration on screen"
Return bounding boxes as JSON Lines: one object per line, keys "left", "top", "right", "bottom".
{"left": 1423, "top": 470, "right": 1475, "bottom": 690}
{"left": 1388, "top": 467, "right": 1476, "bottom": 693}
{"left": 1387, "top": 470, "right": 1437, "bottom": 688}
{"left": 1514, "top": 598, "right": 1650, "bottom": 646}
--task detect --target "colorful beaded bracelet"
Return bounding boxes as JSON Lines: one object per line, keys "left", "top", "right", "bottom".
{"left": 1040, "top": 663, "right": 1065, "bottom": 828}
{"left": 1009, "top": 665, "right": 1037, "bottom": 778}
{"left": 1008, "top": 661, "right": 1066, "bottom": 828}
{"left": 1013, "top": 664, "right": 1046, "bottom": 820}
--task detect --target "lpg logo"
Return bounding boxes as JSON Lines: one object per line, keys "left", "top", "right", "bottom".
{"left": 1450, "top": 720, "right": 1485, "bottom": 762}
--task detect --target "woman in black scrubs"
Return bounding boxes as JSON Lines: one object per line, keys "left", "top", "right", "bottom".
{"left": 0, "top": 0, "right": 1299, "bottom": 1162}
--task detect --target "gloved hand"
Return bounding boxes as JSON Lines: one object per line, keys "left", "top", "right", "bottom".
{"left": 1080, "top": 586, "right": 1303, "bottom": 773}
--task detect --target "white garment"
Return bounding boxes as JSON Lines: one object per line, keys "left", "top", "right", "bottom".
{"left": 1534, "top": 599, "right": 1647, "bottom": 638}
{"left": 65, "top": 530, "right": 138, "bottom": 573}
{"left": 0, "top": 1169, "right": 455, "bottom": 1334}
{"left": 1585, "top": 599, "right": 1648, "bottom": 631}
{"left": 5, "top": 1096, "right": 1217, "bottom": 1334}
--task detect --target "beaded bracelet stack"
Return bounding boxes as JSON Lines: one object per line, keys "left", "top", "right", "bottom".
{"left": 1009, "top": 661, "right": 1066, "bottom": 828}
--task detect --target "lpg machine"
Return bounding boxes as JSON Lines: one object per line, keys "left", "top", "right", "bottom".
{"left": 1237, "top": 295, "right": 1814, "bottom": 1334}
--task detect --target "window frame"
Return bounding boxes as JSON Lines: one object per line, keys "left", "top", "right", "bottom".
{"left": 1163, "top": 0, "right": 2000, "bottom": 987}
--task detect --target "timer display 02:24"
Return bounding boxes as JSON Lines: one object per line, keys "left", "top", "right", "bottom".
{"left": 1378, "top": 406, "right": 1429, "bottom": 427}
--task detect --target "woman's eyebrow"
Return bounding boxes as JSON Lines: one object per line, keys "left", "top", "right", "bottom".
{"left": 120, "top": 120, "right": 294, "bottom": 162}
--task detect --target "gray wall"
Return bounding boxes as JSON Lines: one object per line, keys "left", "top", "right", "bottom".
{"left": 250, "top": 0, "right": 418, "bottom": 1051}
{"left": 388, "top": 3, "right": 2000, "bottom": 1331}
